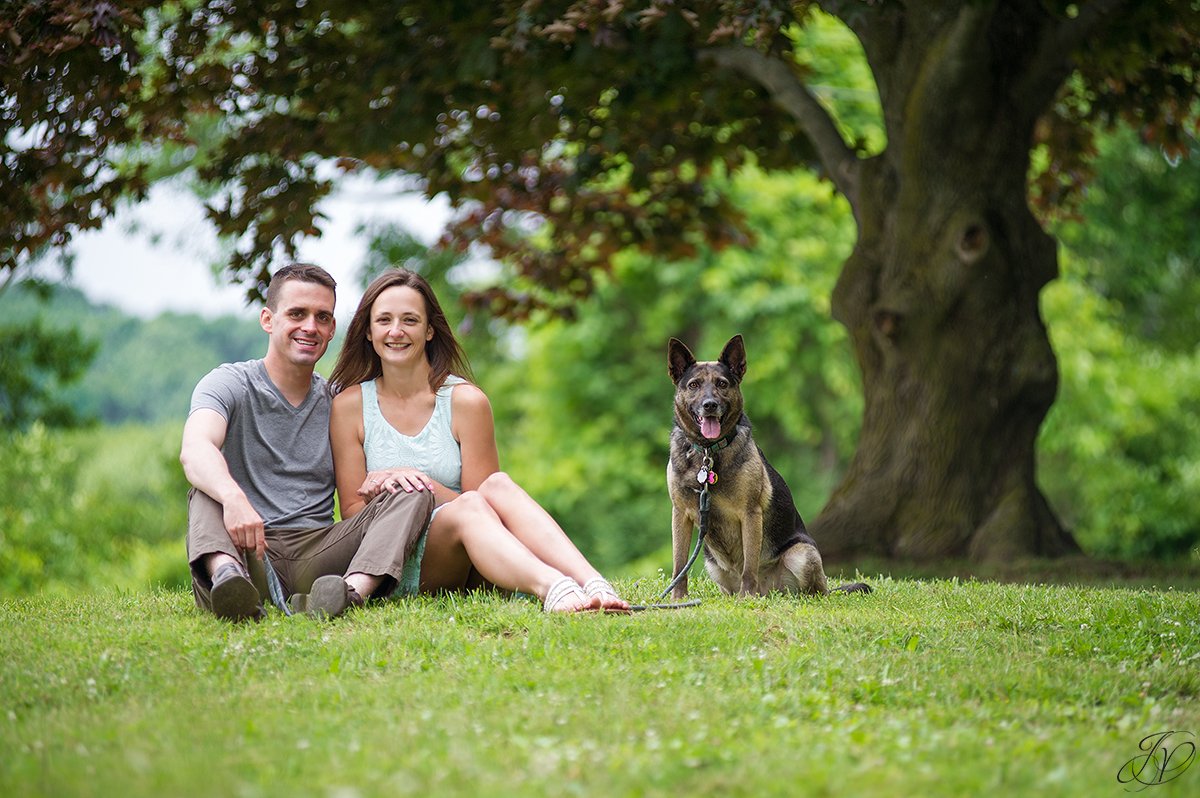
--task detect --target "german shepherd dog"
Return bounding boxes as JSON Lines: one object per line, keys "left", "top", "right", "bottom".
{"left": 667, "top": 335, "right": 869, "bottom": 599}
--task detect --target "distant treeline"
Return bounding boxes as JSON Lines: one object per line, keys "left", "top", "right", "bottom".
{"left": 1, "top": 283, "right": 265, "bottom": 424}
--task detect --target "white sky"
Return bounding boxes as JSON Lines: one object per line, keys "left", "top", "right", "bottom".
{"left": 64, "top": 173, "right": 452, "bottom": 322}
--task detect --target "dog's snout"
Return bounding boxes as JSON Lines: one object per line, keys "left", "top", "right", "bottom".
{"left": 701, "top": 398, "right": 721, "bottom": 416}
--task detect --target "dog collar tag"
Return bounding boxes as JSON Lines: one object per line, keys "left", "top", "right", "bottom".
{"left": 697, "top": 468, "right": 717, "bottom": 485}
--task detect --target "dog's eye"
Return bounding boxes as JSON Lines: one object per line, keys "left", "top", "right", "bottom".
{"left": 687, "top": 379, "right": 700, "bottom": 390}
{"left": 715, "top": 378, "right": 728, "bottom": 388}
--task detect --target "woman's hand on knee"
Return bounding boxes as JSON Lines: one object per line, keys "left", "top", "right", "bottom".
{"left": 358, "top": 468, "right": 435, "bottom": 499}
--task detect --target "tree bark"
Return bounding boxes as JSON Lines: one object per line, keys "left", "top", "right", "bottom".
{"left": 809, "top": 0, "right": 1083, "bottom": 561}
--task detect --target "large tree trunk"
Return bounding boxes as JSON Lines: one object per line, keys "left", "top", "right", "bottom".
{"left": 810, "top": 1, "right": 1081, "bottom": 561}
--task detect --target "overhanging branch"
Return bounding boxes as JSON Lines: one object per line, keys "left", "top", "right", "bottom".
{"left": 701, "top": 45, "right": 862, "bottom": 215}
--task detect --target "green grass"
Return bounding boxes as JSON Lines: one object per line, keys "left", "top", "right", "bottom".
{"left": 2, "top": 576, "right": 1198, "bottom": 797}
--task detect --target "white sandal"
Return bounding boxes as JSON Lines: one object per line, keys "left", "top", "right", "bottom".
{"left": 543, "top": 576, "right": 591, "bottom": 613}
{"left": 583, "top": 577, "right": 630, "bottom": 613}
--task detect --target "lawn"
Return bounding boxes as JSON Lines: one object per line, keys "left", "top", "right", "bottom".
{"left": 1, "top": 574, "right": 1197, "bottom": 797}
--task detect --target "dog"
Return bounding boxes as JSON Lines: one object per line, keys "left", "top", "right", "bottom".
{"left": 667, "top": 335, "right": 869, "bottom": 599}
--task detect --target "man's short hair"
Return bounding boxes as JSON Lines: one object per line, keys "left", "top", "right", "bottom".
{"left": 264, "top": 263, "right": 337, "bottom": 310}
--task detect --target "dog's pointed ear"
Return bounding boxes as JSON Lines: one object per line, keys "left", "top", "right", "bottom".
{"left": 719, "top": 335, "right": 747, "bottom": 382}
{"left": 668, "top": 338, "right": 696, "bottom": 384}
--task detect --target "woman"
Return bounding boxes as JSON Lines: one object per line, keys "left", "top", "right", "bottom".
{"left": 328, "top": 268, "right": 629, "bottom": 613}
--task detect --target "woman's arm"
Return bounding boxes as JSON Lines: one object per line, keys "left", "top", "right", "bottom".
{"left": 452, "top": 383, "right": 501, "bottom": 492}
{"left": 330, "top": 386, "right": 371, "bottom": 519}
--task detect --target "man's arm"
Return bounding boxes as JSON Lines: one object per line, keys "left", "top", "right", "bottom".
{"left": 180, "top": 408, "right": 267, "bottom": 559}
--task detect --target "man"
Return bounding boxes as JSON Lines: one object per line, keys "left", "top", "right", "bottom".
{"left": 181, "top": 263, "right": 433, "bottom": 621}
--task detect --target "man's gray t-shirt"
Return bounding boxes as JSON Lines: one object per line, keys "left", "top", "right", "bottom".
{"left": 189, "top": 359, "right": 335, "bottom": 529}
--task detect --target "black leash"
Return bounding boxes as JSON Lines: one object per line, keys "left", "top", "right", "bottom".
{"left": 628, "top": 451, "right": 715, "bottom": 612}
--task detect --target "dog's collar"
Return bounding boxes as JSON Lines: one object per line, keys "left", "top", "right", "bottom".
{"left": 691, "top": 430, "right": 738, "bottom": 454}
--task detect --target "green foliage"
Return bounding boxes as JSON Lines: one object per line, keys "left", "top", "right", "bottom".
{"left": 1035, "top": 126, "right": 1200, "bottom": 560}
{"left": 0, "top": 422, "right": 190, "bottom": 596}
{"left": 0, "top": 268, "right": 99, "bottom": 431}
{"left": 0, "top": 313, "right": 97, "bottom": 429}
{"left": 1055, "top": 127, "right": 1200, "bottom": 352}
{"left": 1, "top": 581, "right": 1198, "bottom": 797}
{"left": 0, "top": 423, "right": 89, "bottom": 589}
{"left": 358, "top": 223, "right": 465, "bottom": 292}
{"left": 1039, "top": 256, "right": 1200, "bottom": 559}
{"left": 789, "top": 10, "right": 885, "bottom": 155}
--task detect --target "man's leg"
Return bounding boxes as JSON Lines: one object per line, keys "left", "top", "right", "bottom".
{"left": 186, "top": 489, "right": 265, "bottom": 621}
{"left": 343, "top": 488, "right": 435, "bottom": 597}
{"left": 279, "top": 489, "right": 434, "bottom": 616}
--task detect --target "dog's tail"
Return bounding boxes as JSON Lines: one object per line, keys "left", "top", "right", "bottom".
{"left": 831, "top": 581, "right": 872, "bottom": 594}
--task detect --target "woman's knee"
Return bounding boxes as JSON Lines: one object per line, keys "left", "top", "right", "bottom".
{"left": 427, "top": 495, "right": 484, "bottom": 549}
{"left": 438, "top": 490, "right": 494, "bottom": 526}
{"left": 437, "top": 491, "right": 521, "bottom": 546}
{"left": 478, "top": 471, "right": 522, "bottom": 501}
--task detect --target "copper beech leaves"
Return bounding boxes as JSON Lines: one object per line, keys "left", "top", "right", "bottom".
{"left": 2, "top": 1, "right": 1198, "bottom": 313}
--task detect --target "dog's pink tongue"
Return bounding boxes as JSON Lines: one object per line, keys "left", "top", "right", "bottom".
{"left": 700, "top": 417, "right": 721, "bottom": 440}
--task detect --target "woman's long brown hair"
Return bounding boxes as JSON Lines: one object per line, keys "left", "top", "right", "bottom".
{"left": 328, "top": 268, "right": 474, "bottom": 394}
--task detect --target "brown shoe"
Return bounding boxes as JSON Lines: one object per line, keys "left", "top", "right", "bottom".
{"left": 289, "top": 575, "right": 364, "bottom": 619}
{"left": 210, "top": 562, "right": 264, "bottom": 622}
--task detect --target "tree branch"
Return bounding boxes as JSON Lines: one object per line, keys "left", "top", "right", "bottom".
{"left": 701, "top": 45, "right": 861, "bottom": 215}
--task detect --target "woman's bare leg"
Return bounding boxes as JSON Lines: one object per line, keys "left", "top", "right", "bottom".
{"left": 418, "top": 491, "right": 591, "bottom": 612}
{"left": 477, "top": 472, "right": 629, "bottom": 611}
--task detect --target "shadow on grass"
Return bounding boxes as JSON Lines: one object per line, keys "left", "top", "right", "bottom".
{"left": 826, "top": 554, "right": 1200, "bottom": 591}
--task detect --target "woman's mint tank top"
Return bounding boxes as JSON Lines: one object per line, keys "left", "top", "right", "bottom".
{"left": 361, "top": 375, "right": 465, "bottom": 493}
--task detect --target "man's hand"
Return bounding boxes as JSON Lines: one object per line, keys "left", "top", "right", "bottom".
{"left": 222, "top": 495, "right": 267, "bottom": 560}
